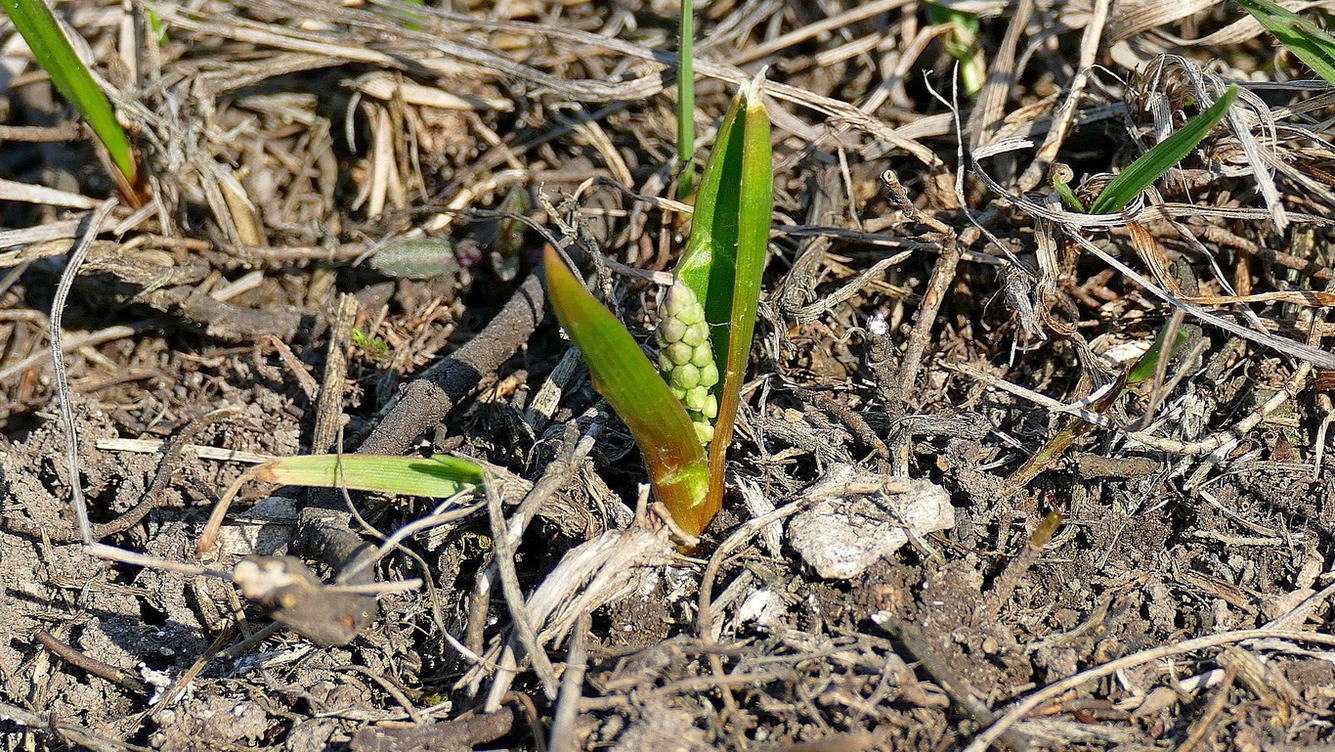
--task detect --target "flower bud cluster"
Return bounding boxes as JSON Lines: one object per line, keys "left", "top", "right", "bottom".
{"left": 656, "top": 279, "right": 719, "bottom": 444}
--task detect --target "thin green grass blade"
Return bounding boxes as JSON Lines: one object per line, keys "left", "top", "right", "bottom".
{"left": 253, "top": 454, "right": 483, "bottom": 497}
{"left": 543, "top": 245, "right": 710, "bottom": 530}
{"left": 1087, "top": 84, "right": 1239, "bottom": 215}
{"left": 677, "top": 0, "right": 695, "bottom": 196}
{"left": 1007, "top": 321, "right": 1191, "bottom": 491}
{"left": 1052, "top": 173, "right": 1086, "bottom": 212}
{"left": 1, "top": 0, "right": 137, "bottom": 189}
{"left": 1237, "top": 0, "right": 1335, "bottom": 85}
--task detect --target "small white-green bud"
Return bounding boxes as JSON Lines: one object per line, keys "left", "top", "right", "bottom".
{"left": 658, "top": 317, "right": 688, "bottom": 344}
{"left": 666, "top": 341, "right": 694, "bottom": 366}
{"left": 670, "top": 363, "right": 700, "bottom": 390}
{"left": 698, "top": 361, "right": 719, "bottom": 388}
{"left": 700, "top": 393, "right": 718, "bottom": 421}
{"left": 684, "top": 385, "right": 710, "bottom": 412}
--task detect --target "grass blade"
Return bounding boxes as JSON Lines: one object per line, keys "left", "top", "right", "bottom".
{"left": 543, "top": 244, "right": 711, "bottom": 531}
{"left": 1088, "top": 84, "right": 1238, "bottom": 215}
{"left": 1, "top": 0, "right": 139, "bottom": 193}
{"left": 254, "top": 454, "right": 483, "bottom": 497}
{"left": 926, "top": 2, "right": 985, "bottom": 96}
{"left": 1126, "top": 322, "right": 1190, "bottom": 386}
{"left": 1237, "top": 0, "right": 1335, "bottom": 85}
{"left": 677, "top": 0, "right": 695, "bottom": 195}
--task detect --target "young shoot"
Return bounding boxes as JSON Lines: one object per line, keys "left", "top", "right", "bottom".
{"left": 545, "top": 79, "right": 772, "bottom": 536}
{"left": 1, "top": 0, "right": 142, "bottom": 202}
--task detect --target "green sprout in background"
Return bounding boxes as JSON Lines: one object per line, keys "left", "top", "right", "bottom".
{"left": 351, "top": 327, "right": 391, "bottom": 359}
{"left": 1019, "top": 83, "right": 1240, "bottom": 490}
{"left": 926, "top": 2, "right": 985, "bottom": 97}
{"left": 1005, "top": 321, "right": 1191, "bottom": 492}
{"left": 200, "top": 453, "right": 485, "bottom": 555}
{"left": 546, "top": 78, "right": 772, "bottom": 537}
{"left": 1236, "top": 0, "right": 1335, "bottom": 85}
{"left": 1, "top": 0, "right": 142, "bottom": 203}
{"left": 1054, "top": 83, "right": 1240, "bottom": 215}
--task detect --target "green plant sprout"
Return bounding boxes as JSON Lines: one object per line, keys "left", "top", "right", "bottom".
{"left": 1055, "top": 84, "right": 1240, "bottom": 215}
{"left": 1237, "top": 0, "right": 1335, "bottom": 85}
{"left": 925, "top": 3, "right": 985, "bottom": 97}
{"left": 1020, "top": 85, "right": 1240, "bottom": 490}
{"left": 1, "top": 0, "right": 142, "bottom": 204}
{"left": 200, "top": 453, "right": 484, "bottom": 554}
{"left": 351, "top": 327, "right": 391, "bottom": 358}
{"left": 676, "top": 0, "right": 696, "bottom": 196}
{"left": 545, "top": 79, "right": 772, "bottom": 537}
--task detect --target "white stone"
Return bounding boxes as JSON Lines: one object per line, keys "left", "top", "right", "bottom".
{"left": 787, "top": 465, "right": 954, "bottom": 580}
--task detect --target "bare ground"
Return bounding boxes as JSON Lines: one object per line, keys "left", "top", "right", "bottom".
{"left": 2, "top": 1, "right": 1335, "bottom": 750}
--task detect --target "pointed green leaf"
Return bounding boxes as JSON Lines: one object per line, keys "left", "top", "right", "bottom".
{"left": 1126, "top": 322, "right": 1191, "bottom": 386}
{"left": 254, "top": 454, "right": 483, "bottom": 497}
{"left": 703, "top": 86, "right": 771, "bottom": 523}
{"left": 676, "top": 91, "right": 745, "bottom": 375}
{"left": 926, "top": 3, "right": 985, "bottom": 96}
{"left": 543, "top": 245, "right": 710, "bottom": 529}
{"left": 1088, "top": 84, "right": 1239, "bottom": 215}
{"left": 1237, "top": 0, "right": 1335, "bottom": 85}
{"left": 672, "top": 81, "right": 771, "bottom": 529}
{"left": 1, "top": 0, "right": 138, "bottom": 190}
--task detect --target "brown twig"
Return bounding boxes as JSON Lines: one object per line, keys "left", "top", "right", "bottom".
{"left": 310, "top": 293, "right": 358, "bottom": 453}
{"left": 356, "top": 267, "right": 546, "bottom": 457}
{"left": 34, "top": 630, "right": 148, "bottom": 695}
{"left": 880, "top": 171, "right": 961, "bottom": 471}
{"left": 547, "top": 610, "right": 591, "bottom": 752}
{"left": 1172, "top": 663, "right": 1237, "bottom": 752}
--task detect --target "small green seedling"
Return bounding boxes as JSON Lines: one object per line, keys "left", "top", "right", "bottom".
{"left": 546, "top": 79, "right": 772, "bottom": 537}
{"left": 1088, "top": 83, "right": 1239, "bottom": 214}
{"left": 1, "top": 0, "right": 141, "bottom": 203}
{"left": 1055, "top": 84, "right": 1240, "bottom": 215}
{"left": 926, "top": 3, "right": 985, "bottom": 97}
{"left": 351, "top": 327, "right": 391, "bottom": 358}
{"left": 1021, "top": 86, "right": 1239, "bottom": 490}
{"left": 1237, "top": 0, "right": 1335, "bottom": 85}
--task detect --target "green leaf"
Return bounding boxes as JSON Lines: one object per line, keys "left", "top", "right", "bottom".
{"left": 543, "top": 244, "right": 711, "bottom": 531}
{"left": 1237, "top": 0, "right": 1335, "bottom": 85}
{"left": 1126, "top": 322, "right": 1191, "bottom": 386}
{"left": 253, "top": 454, "right": 484, "bottom": 497}
{"left": 1, "top": 0, "right": 138, "bottom": 194}
{"left": 676, "top": 80, "right": 772, "bottom": 528}
{"left": 1087, "top": 84, "right": 1239, "bottom": 215}
{"left": 1052, "top": 172, "right": 1086, "bottom": 212}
